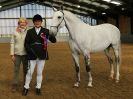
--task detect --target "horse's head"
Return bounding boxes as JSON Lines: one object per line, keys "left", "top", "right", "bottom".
{"left": 50, "top": 7, "right": 65, "bottom": 36}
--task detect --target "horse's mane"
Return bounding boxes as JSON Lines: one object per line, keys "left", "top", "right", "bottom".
{"left": 63, "top": 10, "right": 83, "bottom": 23}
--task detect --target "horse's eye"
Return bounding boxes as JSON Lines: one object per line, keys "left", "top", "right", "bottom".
{"left": 58, "top": 16, "right": 61, "bottom": 19}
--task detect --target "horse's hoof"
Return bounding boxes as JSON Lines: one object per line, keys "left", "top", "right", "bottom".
{"left": 73, "top": 85, "right": 79, "bottom": 88}
{"left": 108, "top": 77, "right": 113, "bottom": 81}
{"left": 115, "top": 80, "right": 119, "bottom": 83}
{"left": 73, "top": 83, "right": 80, "bottom": 88}
{"left": 87, "top": 83, "right": 93, "bottom": 88}
{"left": 108, "top": 75, "right": 114, "bottom": 80}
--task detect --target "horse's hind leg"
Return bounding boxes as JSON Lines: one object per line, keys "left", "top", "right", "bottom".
{"left": 84, "top": 54, "right": 93, "bottom": 87}
{"left": 112, "top": 42, "right": 121, "bottom": 83}
{"left": 72, "top": 51, "right": 80, "bottom": 87}
{"left": 104, "top": 46, "right": 114, "bottom": 80}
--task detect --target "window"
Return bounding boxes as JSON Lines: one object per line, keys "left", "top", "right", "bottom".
{"left": 0, "top": 3, "right": 97, "bottom": 38}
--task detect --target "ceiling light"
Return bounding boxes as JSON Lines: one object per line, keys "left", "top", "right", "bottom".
{"left": 102, "top": 12, "right": 106, "bottom": 15}
{"left": 0, "top": 5, "right": 2, "bottom": 8}
{"left": 121, "top": 8, "right": 126, "bottom": 11}
{"left": 103, "top": 0, "right": 122, "bottom": 6}
{"left": 111, "top": 1, "right": 121, "bottom": 5}
{"left": 102, "top": 0, "right": 111, "bottom": 2}
{"left": 80, "top": 0, "right": 91, "bottom": 4}
{"left": 77, "top": 5, "right": 80, "bottom": 8}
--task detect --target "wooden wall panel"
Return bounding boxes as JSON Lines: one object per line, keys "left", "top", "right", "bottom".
{"left": 107, "top": 17, "right": 116, "bottom": 26}
{"left": 119, "top": 15, "right": 131, "bottom": 34}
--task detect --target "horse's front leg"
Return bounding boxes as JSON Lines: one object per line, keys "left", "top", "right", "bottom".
{"left": 84, "top": 54, "right": 93, "bottom": 87}
{"left": 72, "top": 52, "right": 80, "bottom": 88}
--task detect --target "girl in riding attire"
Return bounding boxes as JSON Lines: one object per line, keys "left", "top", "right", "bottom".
{"left": 22, "top": 14, "right": 56, "bottom": 96}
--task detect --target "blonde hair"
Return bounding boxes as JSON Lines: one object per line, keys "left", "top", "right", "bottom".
{"left": 16, "top": 17, "right": 27, "bottom": 32}
{"left": 18, "top": 17, "right": 27, "bottom": 24}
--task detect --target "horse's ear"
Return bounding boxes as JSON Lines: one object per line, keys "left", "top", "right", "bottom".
{"left": 52, "top": 7, "right": 58, "bottom": 12}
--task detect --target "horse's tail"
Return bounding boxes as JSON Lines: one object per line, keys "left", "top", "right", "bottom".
{"left": 112, "top": 28, "right": 121, "bottom": 66}
{"left": 119, "top": 40, "right": 121, "bottom": 65}
{"left": 118, "top": 40, "right": 121, "bottom": 65}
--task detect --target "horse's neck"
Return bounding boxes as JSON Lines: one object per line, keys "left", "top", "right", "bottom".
{"left": 64, "top": 11, "right": 82, "bottom": 25}
{"left": 64, "top": 19, "right": 75, "bottom": 39}
{"left": 64, "top": 11, "right": 84, "bottom": 39}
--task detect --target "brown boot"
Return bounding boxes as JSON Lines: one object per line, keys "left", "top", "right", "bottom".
{"left": 11, "top": 84, "right": 17, "bottom": 93}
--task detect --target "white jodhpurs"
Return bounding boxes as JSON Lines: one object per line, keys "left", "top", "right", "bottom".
{"left": 24, "top": 59, "right": 45, "bottom": 89}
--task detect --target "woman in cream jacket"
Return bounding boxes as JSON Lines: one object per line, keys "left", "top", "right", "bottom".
{"left": 10, "top": 17, "right": 28, "bottom": 92}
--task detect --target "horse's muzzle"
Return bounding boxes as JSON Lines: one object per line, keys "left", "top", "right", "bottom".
{"left": 50, "top": 26, "right": 58, "bottom": 36}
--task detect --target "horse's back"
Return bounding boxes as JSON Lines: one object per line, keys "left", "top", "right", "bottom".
{"left": 94, "top": 23, "right": 120, "bottom": 42}
{"left": 81, "top": 23, "right": 121, "bottom": 52}
{"left": 98, "top": 23, "right": 120, "bottom": 36}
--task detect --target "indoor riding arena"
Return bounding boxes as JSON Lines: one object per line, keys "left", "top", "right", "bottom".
{"left": 0, "top": 0, "right": 133, "bottom": 99}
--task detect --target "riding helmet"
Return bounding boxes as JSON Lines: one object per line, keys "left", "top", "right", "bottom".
{"left": 33, "top": 14, "right": 42, "bottom": 22}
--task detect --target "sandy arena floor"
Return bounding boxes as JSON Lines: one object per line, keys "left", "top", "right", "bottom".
{"left": 0, "top": 42, "right": 133, "bottom": 99}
